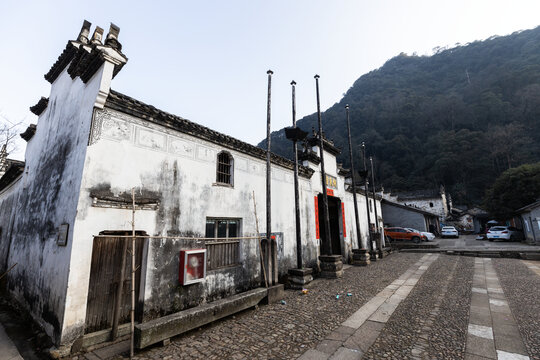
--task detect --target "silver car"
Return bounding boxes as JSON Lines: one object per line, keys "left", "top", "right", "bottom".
{"left": 441, "top": 226, "right": 459, "bottom": 238}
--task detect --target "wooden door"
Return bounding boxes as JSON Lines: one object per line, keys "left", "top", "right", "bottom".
{"left": 84, "top": 233, "right": 144, "bottom": 334}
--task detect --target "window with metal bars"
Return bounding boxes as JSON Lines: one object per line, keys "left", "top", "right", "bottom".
{"left": 205, "top": 219, "right": 241, "bottom": 269}
{"left": 216, "top": 151, "right": 233, "bottom": 185}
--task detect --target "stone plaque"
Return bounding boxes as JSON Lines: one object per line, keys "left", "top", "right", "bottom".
{"left": 137, "top": 128, "right": 167, "bottom": 151}
{"left": 196, "top": 146, "right": 215, "bottom": 162}
{"left": 57, "top": 224, "right": 69, "bottom": 246}
{"left": 101, "top": 117, "right": 131, "bottom": 141}
{"left": 169, "top": 138, "right": 195, "bottom": 158}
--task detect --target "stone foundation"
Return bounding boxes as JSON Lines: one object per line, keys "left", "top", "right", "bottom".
{"left": 288, "top": 268, "right": 314, "bottom": 289}
{"left": 352, "top": 248, "right": 371, "bottom": 266}
{"left": 318, "top": 255, "right": 343, "bottom": 278}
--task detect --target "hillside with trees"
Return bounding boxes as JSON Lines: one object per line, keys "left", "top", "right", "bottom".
{"left": 259, "top": 26, "right": 540, "bottom": 205}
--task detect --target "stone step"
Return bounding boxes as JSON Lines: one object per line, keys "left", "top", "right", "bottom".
{"left": 135, "top": 287, "right": 267, "bottom": 349}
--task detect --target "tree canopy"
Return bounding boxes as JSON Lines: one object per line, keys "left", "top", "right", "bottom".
{"left": 260, "top": 27, "right": 540, "bottom": 205}
{"left": 483, "top": 162, "right": 540, "bottom": 219}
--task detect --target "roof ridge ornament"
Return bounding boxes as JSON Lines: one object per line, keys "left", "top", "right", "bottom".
{"left": 91, "top": 26, "right": 104, "bottom": 45}
{"left": 77, "top": 20, "right": 91, "bottom": 44}
{"left": 105, "top": 23, "right": 122, "bottom": 51}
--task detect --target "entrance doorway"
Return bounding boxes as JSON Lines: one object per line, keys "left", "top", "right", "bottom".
{"left": 317, "top": 194, "right": 343, "bottom": 256}
{"left": 84, "top": 231, "right": 146, "bottom": 334}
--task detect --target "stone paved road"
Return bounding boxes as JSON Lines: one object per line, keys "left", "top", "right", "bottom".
{"left": 100, "top": 252, "right": 539, "bottom": 360}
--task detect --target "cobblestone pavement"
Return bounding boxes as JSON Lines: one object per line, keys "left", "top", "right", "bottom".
{"left": 362, "top": 254, "right": 473, "bottom": 360}
{"left": 97, "top": 253, "right": 539, "bottom": 360}
{"left": 114, "top": 253, "right": 422, "bottom": 360}
{"left": 494, "top": 259, "right": 540, "bottom": 359}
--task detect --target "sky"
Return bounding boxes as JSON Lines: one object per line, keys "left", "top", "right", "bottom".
{"left": 1, "top": 0, "right": 540, "bottom": 160}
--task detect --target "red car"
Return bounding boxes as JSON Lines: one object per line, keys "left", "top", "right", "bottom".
{"left": 384, "top": 227, "right": 423, "bottom": 243}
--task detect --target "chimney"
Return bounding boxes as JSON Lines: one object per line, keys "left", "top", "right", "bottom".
{"left": 77, "top": 20, "right": 91, "bottom": 44}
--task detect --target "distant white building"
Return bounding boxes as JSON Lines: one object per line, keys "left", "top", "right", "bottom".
{"left": 382, "top": 185, "right": 450, "bottom": 223}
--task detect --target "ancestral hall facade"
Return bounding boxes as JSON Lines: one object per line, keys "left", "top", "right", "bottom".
{"left": 0, "top": 21, "right": 382, "bottom": 350}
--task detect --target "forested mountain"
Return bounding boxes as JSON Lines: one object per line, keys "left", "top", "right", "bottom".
{"left": 259, "top": 26, "right": 540, "bottom": 205}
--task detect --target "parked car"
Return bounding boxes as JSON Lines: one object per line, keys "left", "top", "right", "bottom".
{"left": 384, "top": 227, "right": 422, "bottom": 243}
{"left": 405, "top": 228, "right": 435, "bottom": 241}
{"left": 487, "top": 226, "right": 524, "bottom": 242}
{"left": 441, "top": 226, "right": 459, "bottom": 238}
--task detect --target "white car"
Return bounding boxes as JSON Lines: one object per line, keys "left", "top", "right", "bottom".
{"left": 405, "top": 228, "right": 435, "bottom": 241}
{"left": 487, "top": 226, "right": 523, "bottom": 242}
{"left": 441, "top": 226, "right": 459, "bottom": 238}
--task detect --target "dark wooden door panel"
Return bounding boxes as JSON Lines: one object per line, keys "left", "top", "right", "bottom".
{"left": 85, "top": 235, "right": 144, "bottom": 334}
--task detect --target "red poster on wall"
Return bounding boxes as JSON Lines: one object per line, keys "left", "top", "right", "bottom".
{"left": 314, "top": 196, "right": 320, "bottom": 239}
{"left": 341, "top": 202, "right": 347, "bottom": 237}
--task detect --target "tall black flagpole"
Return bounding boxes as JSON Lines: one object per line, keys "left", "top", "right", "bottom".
{"left": 370, "top": 156, "right": 379, "bottom": 231}
{"left": 291, "top": 80, "right": 303, "bottom": 269}
{"left": 266, "top": 70, "right": 273, "bottom": 258}
{"left": 370, "top": 155, "right": 381, "bottom": 256}
{"left": 315, "top": 75, "right": 332, "bottom": 256}
{"left": 362, "top": 142, "right": 373, "bottom": 253}
{"left": 345, "top": 105, "right": 362, "bottom": 249}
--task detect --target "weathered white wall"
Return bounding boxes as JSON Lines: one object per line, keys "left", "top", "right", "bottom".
{"left": 65, "top": 106, "right": 382, "bottom": 334}
{"left": 4, "top": 64, "right": 108, "bottom": 345}
{"left": 383, "top": 191, "right": 447, "bottom": 222}
{"left": 67, "top": 107, "right": 320, "bottom": 328}
{"left": 0, "top": 176, "right": 22, "bottom": 271}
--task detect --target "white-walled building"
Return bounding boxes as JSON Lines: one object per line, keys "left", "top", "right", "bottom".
{"left": 0, "top": 21, "right": 382, "bottom": 351}
{"left": 382, "top": 185, "right": 450, "bottom": 224}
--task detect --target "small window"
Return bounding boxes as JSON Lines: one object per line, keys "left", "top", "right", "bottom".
{"left": 216, "top": 151, "right": 233, "bottom": 185}
{"left": 206, "top": 219, "right": 239, "bottom": 238}
{"left": 205, "top": 218, "right": 241, "bottom": 270}
{"left": 429, "top": 202, "right": 434, "bottom": 207}
{"left": 369, "top": 200, "right": 373, "bottom": 212}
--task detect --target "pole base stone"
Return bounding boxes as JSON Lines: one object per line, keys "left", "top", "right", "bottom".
{"left": 288, "top": 268, "right": 314, "bottom": 289}
{"left": 318, "top": 255, "right": 343, "bottom": 278}
{"left": 352, "top": 248, "right": 371, "bottom": 266}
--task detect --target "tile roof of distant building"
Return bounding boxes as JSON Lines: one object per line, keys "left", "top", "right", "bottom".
{"left": 381, "top": 199, "right": 440, "bottom": 217}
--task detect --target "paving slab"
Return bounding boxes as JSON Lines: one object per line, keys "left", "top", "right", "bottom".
{"left": 495, "top": 350, "right": 530, "bottom": 360}
{"left": 325, "top": 326, "right": 356, "bottom": 342}
{"left": 328, "top": 346, "right": 362, "bottom": 360}
{"left": 342, "top": 321, "right": 383, "bottom": 352}
{"left": 466, "top": 334, "right": 497, "bottom": 359}
{"left": 341, "top": 296, "right": 386, "bottom": 329}
{"left": 316, "top": 339, "right": 342, "bottom": 355}
{"left": 298, "top": 349, "right": 329, "bottom": 360}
